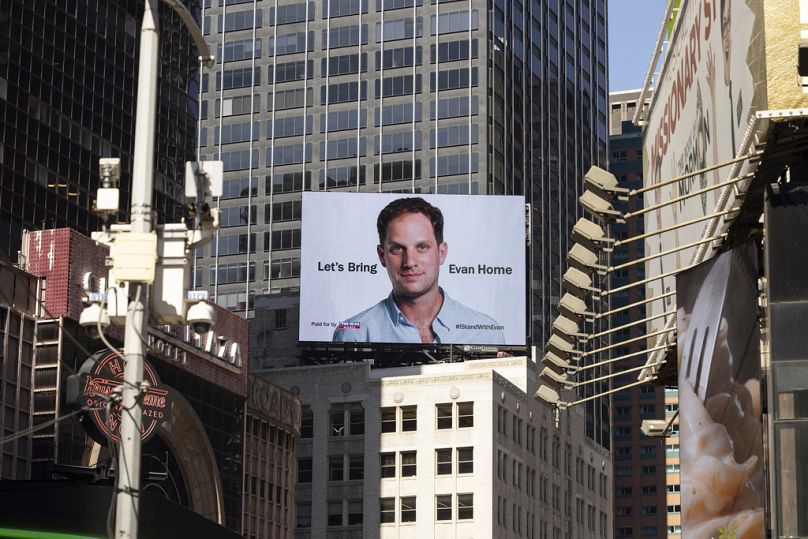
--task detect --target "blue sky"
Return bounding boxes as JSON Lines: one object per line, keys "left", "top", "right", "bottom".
{"left": 608, "top": 0, "right": 668, "bottom": 92}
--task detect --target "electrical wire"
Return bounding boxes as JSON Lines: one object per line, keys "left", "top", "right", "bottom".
{"left": 103, "top": 387, "right": 147, "bottom": 538}
{"left": 104, "top": 401, "right": 121, "bottom": 539}
{"left": 113, "top": 405, "right": 143, "bottom": 530}
{"left": 0, "top": 405, "right": 105, "bottom": 448}
{"left": 98, "top": 287, "right": 126, "bottom": 363}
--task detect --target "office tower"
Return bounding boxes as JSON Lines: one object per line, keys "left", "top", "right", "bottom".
{"left": 268, "top": 355, "right": 611, "bottom": 538}
{"left": 608, "top": 90, "right": 676, "bottom": 539}
{"left": 196, "top": 0, "right": 609, "bottom": 349}
{"left": 199, "top": 3, "right": 611, "bottom": 535}
{"left": 0, "top": 1, "right": 200, "bottom": 260}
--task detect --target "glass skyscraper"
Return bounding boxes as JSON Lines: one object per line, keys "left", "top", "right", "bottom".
{"left": 0, "top": 0, "right": 200, "bottom": 260}
{"left": 197, "top": 0, "right": 609, "bottom": 352}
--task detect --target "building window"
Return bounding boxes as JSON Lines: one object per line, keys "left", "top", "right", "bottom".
{"left": 457, "top": 447, "right": 473, "bottom": 474}
{"left": 436, "top": 495, "right": 452, "bottom": 521}
{"left": 436, "top": 403, "right": 452, "bottom": 429}
{"left": 329, "top": 456, "right": 344, "bottom": 481}
{"left": 382, "top": 405, "right": 417, "bottom": 432}
{"left": 401, "top": 451, "right": 417, "bottom": 477}
{"left": 436, "top": 448, "right": 452, "bottom": 475}
{"left": 300, "top": 406, "right": 313, "bottom": 438}
{"left": 297, "top": 458, "right": 312, "bottom": 483}
{"left": 381, "top": 452, "right": 396, "bottom": 478}
{"left": 401, "top": 405, "right": 417, "bottom": 431}
{"left": 330, "top": 410, "right": 346, "bottom": 436}
{"left": 349, "top": 455, "right": 364, "bottom": 480}
{"left": 401, "top": 496, "right": 417, "bottom": 523}
{"left": 381, "top": 406, "right": 396, "bottom": 433}
{"left": 458, "top": 493, "right": 474, "bottom": 520}
{"left": 350, "top": 408, "right": 365, "bottom": 435}
{"left": 328, "top": 501, "right": 343, "bottom": 526}
{"left": 296, "top": 503, "right": 311, "bottom": 528}
{"left": 274, "top": 309, "right": 287, "bottom": 330}
{"left": 380, "top": 498, "right": 396, "bottom": 523}
{"left": 458, "top": 402, "right": 473, "bottom": 428}
{"left": 348, "top": 500, "right": 363, "bottom": 525}
{"left": 641, "top": 465, "right": 656, "bottom": 475}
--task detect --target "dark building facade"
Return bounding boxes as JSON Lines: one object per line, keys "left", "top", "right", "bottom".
{"left": 0, "top": 0, "right": 200, "bottom": 260}
{"left": 193, "top": 0, "right": 609, "bottom": 355}
{"left": 0, "top": 259, "right": 39, "bottom": 481}
{"left": 608, "top": 90, "right": 671, "bottom": 539}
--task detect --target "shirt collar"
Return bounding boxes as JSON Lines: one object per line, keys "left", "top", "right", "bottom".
{"left": 383, "top": 289, "right": 456, "bottom": 331}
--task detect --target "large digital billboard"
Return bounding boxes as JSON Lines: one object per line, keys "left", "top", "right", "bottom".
{"left": 299, "top": 192, "right": 526, "bottom": 345}
{"left": 676, "top": 243, "right": 763, "bottom": 538}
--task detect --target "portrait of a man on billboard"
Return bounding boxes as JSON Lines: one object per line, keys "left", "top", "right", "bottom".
{"left": 332, "top": 197, "right": 504, "bottom": 344}
{"left": 299, "top": 192, "right": 525, "bottom": 346}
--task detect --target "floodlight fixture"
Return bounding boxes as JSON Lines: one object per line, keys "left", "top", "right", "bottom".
{"left": 552, "top": 315, "right": 582, "bottom": 340}
{"left": 562, "top": 267, "right": 600, "bottom": 298}
{"left": 568, "top": 243, "right": 605, "bottom": 274}
{"left": 558, "top": 293, "right": 591, "bottom": 321}
{"left": 540, "top": 367, "right": 571, "bottom": 389}
{"left": 546, "top": 333, "right": 579, "bottom": 359}
{"left": 535, "top": 385, "right": 561, "bottom": 408}
{"left": 584, "top": 166, "right": 628, "bottom": 199}
{"left": 580, "top": 189, "right": 623, "bottom": 224}
{"left": 641, "top": 414, "right": 679, "bottom": 437}
{"left": 542, "top": 351, "right": 572, "bottom": 373}
{"left": 572, "top": 218, "right": 613, "bottom": 249}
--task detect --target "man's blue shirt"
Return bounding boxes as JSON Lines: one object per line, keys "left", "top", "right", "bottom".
{"left": 332, "top": 290, "right": 505, "bottom": 344}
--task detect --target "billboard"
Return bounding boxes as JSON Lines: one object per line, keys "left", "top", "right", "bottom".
{"left": 676, "top": 243, "right": 764, "bottom": 538}
{"left": 643, "top": 0, "right": 766, "bottom": 335}
{"left": 299, "top": 192, "right": 526, "bottom": 345}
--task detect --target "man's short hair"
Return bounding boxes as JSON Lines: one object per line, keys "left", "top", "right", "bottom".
{"left": 377, "top": 197, "right": 444, "bottom": 244}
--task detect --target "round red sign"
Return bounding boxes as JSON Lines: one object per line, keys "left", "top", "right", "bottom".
{"left": 79, "top": 350, "right": 172, "bottom": 444}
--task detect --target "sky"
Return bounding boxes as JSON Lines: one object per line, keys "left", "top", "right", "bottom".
{"left": 608, "top": 0, "right": 668, "bottom": 92}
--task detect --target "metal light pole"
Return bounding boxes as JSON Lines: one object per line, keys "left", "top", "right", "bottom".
{"left": 113, "top": 2, "right": 214, "bottom": 537}
{"left": 114, "top": 0, "right": 159, "bottom": 537}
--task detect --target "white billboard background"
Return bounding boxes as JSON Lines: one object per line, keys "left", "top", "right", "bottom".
{"left": 643, "top": 0, "right": 760, "bottom": 334}
{"left": 299, "top": 192, "right": 526, "bottom": 344}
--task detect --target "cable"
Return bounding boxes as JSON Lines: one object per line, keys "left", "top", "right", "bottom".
{"left": 103, "top": 400, "right": 121, "bottom": 539}
{"left": 104, "top": 393, "right": 146, "bottom": 537}
{"left": 0, "top": 405, "right": 105, "bottom": 448}
{"left": 98, "top": 287, "right": 125, "bottom": 363}
{"left": 114, "top": 405, "right": 142, "bottom": 526}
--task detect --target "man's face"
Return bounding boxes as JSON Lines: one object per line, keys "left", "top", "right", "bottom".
{"left": 377, "top": 212, "right": 448, "bottom": 301}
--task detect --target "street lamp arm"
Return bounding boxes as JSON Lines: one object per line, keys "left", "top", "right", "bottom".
{"left": 161, "top": 0, "right": 215, "bottom": 67}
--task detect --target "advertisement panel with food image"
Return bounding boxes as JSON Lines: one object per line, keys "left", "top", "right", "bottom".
{"left": 676, "top": 242, "right": 763, "bottom": 538}
{"left": 299, "top": 192, "right": 526, "bottom": 345}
